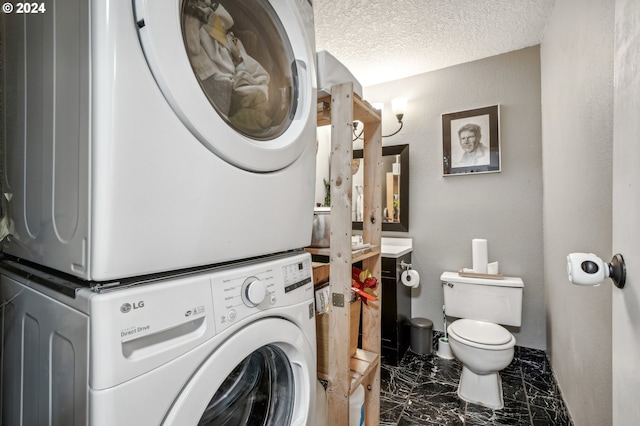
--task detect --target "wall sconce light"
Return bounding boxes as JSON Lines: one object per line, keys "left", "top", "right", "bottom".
{"left": 353, "top": 98, "right": 407, "bottom": 140}
{"left": 391, "top": 98, "right": 406, "bottom": 123}
{"left": 384, "top": 97, "right": 406, "bottom": 137}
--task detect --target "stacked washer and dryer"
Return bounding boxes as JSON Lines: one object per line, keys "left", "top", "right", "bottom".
{"left": 1, "top": 0, "right": 318, "bottom": 424}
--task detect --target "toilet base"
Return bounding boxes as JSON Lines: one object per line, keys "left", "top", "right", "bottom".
{"left": 457, "top": 366, "right": 504, "bottom": 410}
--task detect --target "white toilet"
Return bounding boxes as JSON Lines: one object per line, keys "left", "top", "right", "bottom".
{"left": 440, "top": 271, "right": 524, "bottom": 410}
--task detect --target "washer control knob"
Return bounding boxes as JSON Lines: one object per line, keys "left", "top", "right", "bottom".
{"left": 243, "top": 278, "right": 267, "bottom": 307}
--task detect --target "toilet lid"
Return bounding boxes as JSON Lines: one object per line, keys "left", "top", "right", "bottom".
{"left": 450, "top": 319, "right": 512, "bottom": 345}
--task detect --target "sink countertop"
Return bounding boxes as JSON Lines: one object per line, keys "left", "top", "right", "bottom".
{"left": 380, "top": 237, "right": 413, "bottom": 258}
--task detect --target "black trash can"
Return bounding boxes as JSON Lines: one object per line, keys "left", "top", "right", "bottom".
{"left": 410, "top": 318, "right": 433, "bottom": 355}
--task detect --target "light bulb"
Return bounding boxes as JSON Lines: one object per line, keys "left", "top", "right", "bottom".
{"left": 391, "top": 98, "right": 407, "bottom": 116}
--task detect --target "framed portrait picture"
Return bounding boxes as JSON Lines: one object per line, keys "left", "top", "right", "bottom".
{"left": 442, "top": 105, "right": 501, "bottom": 176}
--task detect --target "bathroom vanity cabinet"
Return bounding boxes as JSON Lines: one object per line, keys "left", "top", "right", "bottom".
{"left": 381, "top": 252, "right": 412, "bottom": 366}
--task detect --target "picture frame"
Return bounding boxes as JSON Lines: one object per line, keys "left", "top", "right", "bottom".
{"left": 442, "top": 105, "right": 501, "bottom": 176}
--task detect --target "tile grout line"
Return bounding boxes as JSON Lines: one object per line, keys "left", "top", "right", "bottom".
{"left": 395, "top": 359, "right": 423, "bottom": 426}
{"left": 520, "top": 364, "right": 536, "bottom": 426}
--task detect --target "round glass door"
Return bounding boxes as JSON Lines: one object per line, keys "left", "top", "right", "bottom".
{"left": 198, "top": 345, "right": 294, "bottom": 425}
{"left": 134, "top": 0, "right": 314, "bottom": 172}
{"left": 162, "top": 318, "right": 314, "bottom": 425}
{"left": 181, "top": 0, "right": 297, "bottom": 141}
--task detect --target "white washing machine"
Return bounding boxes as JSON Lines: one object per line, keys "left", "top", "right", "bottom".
{"left": 0, "top": 250, "right": 316, "bottom": 425}
{"left": 1, "top": 0, "right": 317, "bottom": 281}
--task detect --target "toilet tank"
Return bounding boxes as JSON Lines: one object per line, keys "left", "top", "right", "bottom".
{"left": 441, "top": 271, "right": 524, "bottom": 327}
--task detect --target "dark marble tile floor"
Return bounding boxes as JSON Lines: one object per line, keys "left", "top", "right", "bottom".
{"left": 380, "top": 334, "right": 573, "bottom": 425}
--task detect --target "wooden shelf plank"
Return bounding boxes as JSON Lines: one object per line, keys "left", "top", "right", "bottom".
{"left": 353, "top": 248, "right": 381, "bottom": 264}
{"left": 317, "top": 349, "right": 380, "bottom": 392}
{"left": 317, "top": 93, "right": 381, "bottom": 127}
{"left": 326, "top": 82, "right": 355, "bottom": 426}
{"left": 312, "top": 262, "right": 330, "bottom": 286}
{"left": 305, "top": 246, "right": 380, "bottom": 263}
{"left": 317, "top": 82, "right": 382, "bottom": 426}
{"left": 353, "top": 95, "right": 381, "bottom": 123}
{"left": 305, "top": 247, "right": 329, "bottom": 256}
{"left": 349, "top": 349, "right": 380, "bottom": 391}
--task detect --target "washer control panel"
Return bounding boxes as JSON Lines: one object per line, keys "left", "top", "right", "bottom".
{"left": 211, "top": 252, "right": 313, "bottom": 332}
{"left": 241, "top": 277, "right": 267, "bottom": 307}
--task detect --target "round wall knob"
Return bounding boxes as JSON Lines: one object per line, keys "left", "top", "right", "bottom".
{"left": 243, "top": 278, "right": 267, "bottom": 306}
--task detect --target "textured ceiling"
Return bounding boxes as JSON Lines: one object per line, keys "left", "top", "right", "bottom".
{"left": 314, "top": 0, "right": 556, "bottom": 87}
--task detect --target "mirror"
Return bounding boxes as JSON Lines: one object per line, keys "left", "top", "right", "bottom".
{"left": 352, "top": 144, "right": 409, "bottom": 232}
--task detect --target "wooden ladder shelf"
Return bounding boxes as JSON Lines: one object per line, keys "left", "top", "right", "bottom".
{"left": 314, "top": 82, "right": 383, "bottom": 425}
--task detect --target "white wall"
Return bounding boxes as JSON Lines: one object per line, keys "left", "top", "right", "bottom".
{"left": 612, "top": 1, "right": 640, "bottom": 422}
{"left": 360, "top": 47, "right": 545, "bottom": 349}
{"left": 541, "top": 0, "right": 614, "bottom": 424}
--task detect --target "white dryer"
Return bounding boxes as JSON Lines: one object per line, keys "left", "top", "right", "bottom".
{"left": 0, "top": 250, "right": 316, "bottom": 425}
{"left": 1, "top": 0, "right": 317, "bottom": 280}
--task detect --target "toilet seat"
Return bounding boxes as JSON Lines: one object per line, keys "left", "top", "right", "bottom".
{"left": 450, "top": 319, "right": 511, "bottom": 345}
{"left": 448, "top": 319, "right": 515, "bottom": 350}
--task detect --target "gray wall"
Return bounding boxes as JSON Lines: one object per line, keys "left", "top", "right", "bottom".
{"left": 541, "top": 0, "right": 613, "bottom": 424}
{"left": 363, "top": 46, "right": 545, "bottom": 350}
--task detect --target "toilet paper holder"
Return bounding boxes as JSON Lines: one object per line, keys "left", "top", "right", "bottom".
{"left": 400, "top": 263, "right": 420, "bottom": 289}
{"left": 400, "top": 260, "right": 413, "bottom": 270}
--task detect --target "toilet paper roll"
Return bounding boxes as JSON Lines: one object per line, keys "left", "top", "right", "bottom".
{"left": 472, "top": 239, "right": 488, "bottom": 274}
{"left": 401, "top": 269, "right": 420, "bottom": 288}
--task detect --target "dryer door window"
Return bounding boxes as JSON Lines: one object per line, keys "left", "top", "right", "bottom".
{"left": 134, "top": 1, "right": 314, "bottom": 173}
{"left": 181, "top": 1, "right": 296, "bottom": 142}
{"left": 198, "top": 345, "right": 294, "bottom": 425}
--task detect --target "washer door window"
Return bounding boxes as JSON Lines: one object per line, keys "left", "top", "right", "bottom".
{"left": 135, "top": 0, "right": 312, "bottom": 172}
{"left": 163, "top": 318, "right": 314, "bottom": 425}
{"left": 198, "top": 345, "right": 293, "bottom": 425}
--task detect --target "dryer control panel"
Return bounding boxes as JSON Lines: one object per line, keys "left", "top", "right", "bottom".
{"left": 210, "top": 252, "right": 313, "bottom": 333}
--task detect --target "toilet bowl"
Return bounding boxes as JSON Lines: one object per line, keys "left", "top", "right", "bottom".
{"left": 447, "top": 319, "right": 516, "bottom": 409}
{"left": 441, "top": 271, "right": 524, "bottom": 410}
